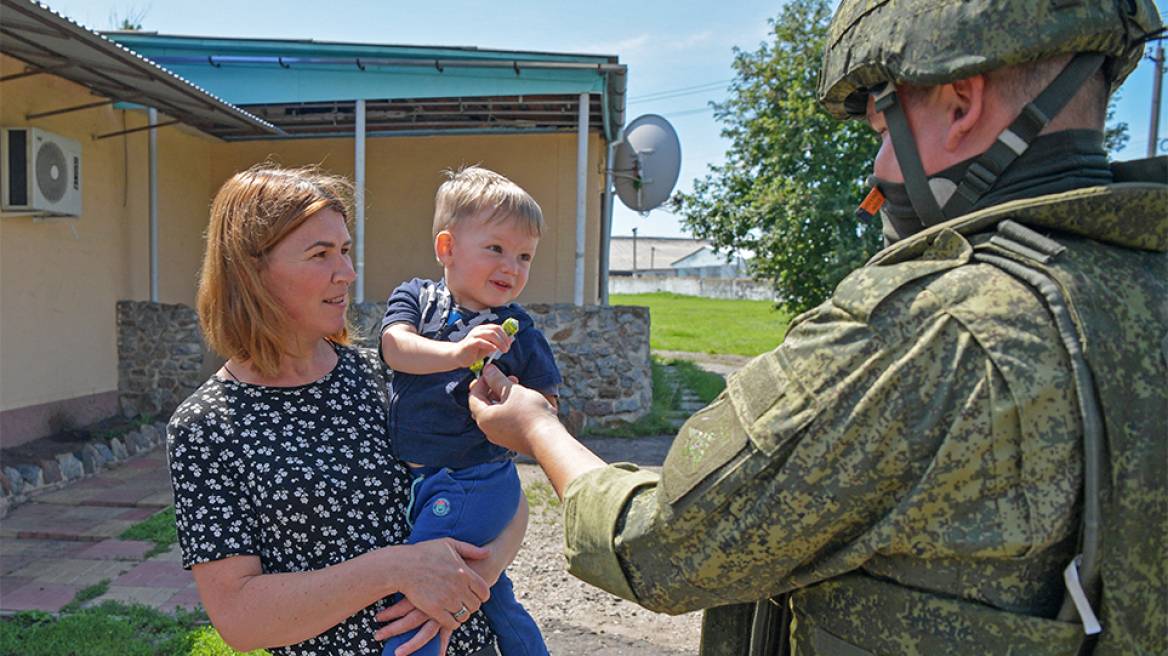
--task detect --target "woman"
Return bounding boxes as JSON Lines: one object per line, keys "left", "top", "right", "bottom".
{"left": 168, "top": 165, "right": 525, "bottom": 656}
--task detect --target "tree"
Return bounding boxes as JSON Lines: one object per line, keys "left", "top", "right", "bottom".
{"left": 109, "top": 5, "right": 149, "bottom": 31}
{"left": 1104, "top": 92, "right": 1129, "bottom": 154}
{"left": 675, "top": 0, "right": 881, "bottom": 315}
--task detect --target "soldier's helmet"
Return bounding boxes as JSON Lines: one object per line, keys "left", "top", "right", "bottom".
{"left": 818, "top": 0, "right": 1163, "bottom": 120}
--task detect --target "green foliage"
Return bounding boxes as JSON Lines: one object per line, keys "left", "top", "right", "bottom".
{"left": 189, "top": 626, "right": 271, "bottom": 656}
{"left": 59, "top": 581, "right": 110, "bottom": 614}
{"left": 1104, "top": 91, "right": 1129, "bottom": 154}
{"left": 0, "top": 601, "right": 268, "bottom": 656}
{"left": 0, "top": 602, "right": 204, "bottom": 656}
{"left": 674, "top": 0, "right": 882, "bottom": 315}
{"left": 610, "top": 292, "right": 790, "bottom": 356}
{"left": 118, "top": 506, "right": 178, "bottom": 559}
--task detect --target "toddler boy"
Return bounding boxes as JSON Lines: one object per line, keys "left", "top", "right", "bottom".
{"left": 379, "top": 166, "right": 558, "bottom": 656}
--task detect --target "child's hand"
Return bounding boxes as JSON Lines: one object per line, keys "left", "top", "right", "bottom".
{"left": 454, "top": 323, "right": 514, "bottom": 369}
{"left": 468, "top": 318, "right": 520, "bottom": 376}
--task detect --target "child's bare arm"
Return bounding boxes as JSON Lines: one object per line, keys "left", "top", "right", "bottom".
{"left": 381, "top": 323, "right": 511, "bottom": 374}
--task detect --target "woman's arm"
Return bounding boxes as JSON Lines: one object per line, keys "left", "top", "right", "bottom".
{"left": 192, "top": 538, "right": 491, "bottom": 653}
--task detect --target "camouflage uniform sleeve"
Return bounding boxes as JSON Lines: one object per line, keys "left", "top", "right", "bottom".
{"left": 561, "top": 229, "right": 1080, "bottom": 615}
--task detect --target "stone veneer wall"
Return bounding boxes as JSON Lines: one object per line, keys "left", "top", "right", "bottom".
{"left": 116, "top": 301, "right": 204, "bottom": 419}
{"left": 112, "top": 301, "right": 650, "bottom": 432}
{"left": 348, "top": 302, "right": 652, "bottom": 432}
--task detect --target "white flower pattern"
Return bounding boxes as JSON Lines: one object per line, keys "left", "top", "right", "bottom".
{"left": 168, "top": 346, "right": 493, "bottom": 656}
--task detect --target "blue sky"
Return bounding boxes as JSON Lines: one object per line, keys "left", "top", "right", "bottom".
{"left": 48, "top": 0, "right": 1167, "bottom": 238}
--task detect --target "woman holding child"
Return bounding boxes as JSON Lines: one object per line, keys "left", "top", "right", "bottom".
{"left": 167, "top": 165, "right": 524, "bottom": 656}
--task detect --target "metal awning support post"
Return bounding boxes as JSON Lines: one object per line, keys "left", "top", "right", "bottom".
{"left": 599, "top": 139, "right": 617, "bottom": 306}
{"left": 148, "top": 107, "right": 159, "bottom": 302}
{"left": 354, "top": 99, "right": 366, "bottom": 302}
{"left": 574, "top": 92, "right": 589, "bottom": 307}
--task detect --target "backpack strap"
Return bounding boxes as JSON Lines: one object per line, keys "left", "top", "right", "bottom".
{"left": 973, "top": 220, "right": 1104, "bottom": 644}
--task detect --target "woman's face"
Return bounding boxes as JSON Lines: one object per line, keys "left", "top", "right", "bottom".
{"left": 261, "top": 208, "right": 355, "bottom": 348}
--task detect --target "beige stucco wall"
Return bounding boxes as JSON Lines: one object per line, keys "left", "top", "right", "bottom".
{"left": 1, "top": 52, "right": 606, "bottom": 445}
{"left": 207, "top": 131, "right": 601, "bottom": 308}
{"left": 1, "top": 53, "right": 217, "bottom": 441}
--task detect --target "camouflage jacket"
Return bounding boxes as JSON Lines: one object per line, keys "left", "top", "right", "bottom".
{"left": 561, "top": 178, "right": 1166, "bottom": 654}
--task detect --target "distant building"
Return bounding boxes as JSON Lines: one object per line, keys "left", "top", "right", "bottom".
{"left": 672, "top": 245, "right": 748, "bottom": 279}
{"left": 608, "top": 236, "right": 747, "bottom": 279}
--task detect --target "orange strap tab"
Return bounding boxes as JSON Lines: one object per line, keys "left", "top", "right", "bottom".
{"left": 856, "top": 186, "right": 885, "bottom": 222}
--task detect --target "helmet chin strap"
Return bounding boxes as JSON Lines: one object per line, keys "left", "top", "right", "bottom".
{"left": 869, "top": 52, "right": 1106, "bottom": 226}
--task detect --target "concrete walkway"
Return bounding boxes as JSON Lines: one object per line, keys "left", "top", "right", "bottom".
{"left": 0, "top": 447, "right": 199, "bottom": 614}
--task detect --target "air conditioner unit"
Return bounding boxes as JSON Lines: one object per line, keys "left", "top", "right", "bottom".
{"left": 2, "top": 127, "right": 83, "bottom": 217}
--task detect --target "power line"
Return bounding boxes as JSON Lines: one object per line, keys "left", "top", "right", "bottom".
{"left": 629, "top": 79, "right": 735, "bottom": 104}
{"left": 661, "top": 106, "right": 717, "bottom": 118}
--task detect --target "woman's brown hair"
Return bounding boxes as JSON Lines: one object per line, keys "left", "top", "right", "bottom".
{"left": 197, "top": 165, "right": 355, "bottom": 378}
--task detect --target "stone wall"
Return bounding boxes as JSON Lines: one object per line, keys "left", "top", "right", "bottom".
{"left": 116, "top": 301, "right": 203, "bottom": 419}
{"left": 348, "top": 302, "right": 652, "bottom": 432}
{"left": 113, "top": 301, "right": 651, "bottom": 432}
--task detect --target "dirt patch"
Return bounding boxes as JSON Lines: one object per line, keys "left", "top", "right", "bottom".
{"left": 512, "top": 433, "right": 702, "bottom": 655}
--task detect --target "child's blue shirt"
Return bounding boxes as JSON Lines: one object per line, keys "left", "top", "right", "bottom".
{"left": 380, "top": 278, "right": 562, "bottom": 469}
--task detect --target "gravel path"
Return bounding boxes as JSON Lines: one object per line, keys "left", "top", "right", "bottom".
{"left": 511, "top": 434, "right": 702, "bottom": 655}
{"left": 504, "top": 349, "right": 758, "bottom": 654}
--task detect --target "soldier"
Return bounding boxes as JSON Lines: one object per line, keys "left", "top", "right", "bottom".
{"left": 469, "top": 0, "right": 1166, "bottom": 654}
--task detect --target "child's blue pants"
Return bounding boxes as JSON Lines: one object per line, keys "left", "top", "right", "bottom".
{"left": 380, "top": 459, "right": 549, "bottom": 656}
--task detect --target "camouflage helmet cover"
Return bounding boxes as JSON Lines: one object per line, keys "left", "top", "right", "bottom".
{"left": 818, "top": 0, "right": 1163, "bottom": 120}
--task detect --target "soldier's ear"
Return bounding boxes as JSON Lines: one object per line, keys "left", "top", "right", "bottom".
{"left": 944, "top": 76, "right": 985, "bottom": 153}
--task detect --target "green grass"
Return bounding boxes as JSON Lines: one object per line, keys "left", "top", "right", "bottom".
{"left": 610, "top": 292, "right": 791, "bottom": 357}
{"left": 0, "top": 602, "right": 205, "bottom": 656}
{"left": 0, "top": 602, "right": 268, "bottom": 656}
{"left": 118, "top": 506, "right": 178, "bottom": 559}
{"left": 522, "top": 479, "right": 561, "bottom": 520}
{"left": 59, "top": 581, "right": 110, "bottom": 614}
{"left": 666, "top": 357, "right": 727, "bottom": 404}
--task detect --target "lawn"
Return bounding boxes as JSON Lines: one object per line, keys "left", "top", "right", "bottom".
{"left": 609, "top": 292, "right": 792, "bottom": 357}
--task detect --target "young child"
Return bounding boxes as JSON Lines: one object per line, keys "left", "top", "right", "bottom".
{"left": 379, "top": 166, "right": 559, "bottom": 656}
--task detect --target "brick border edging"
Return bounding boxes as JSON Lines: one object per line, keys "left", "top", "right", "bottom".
{"left": 0, "top": 421, "right": 169, "bottom": 519}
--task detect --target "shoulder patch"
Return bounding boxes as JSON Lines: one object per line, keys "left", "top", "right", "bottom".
{"left": 662, "top": 394, "right": 749, "bottom": 507}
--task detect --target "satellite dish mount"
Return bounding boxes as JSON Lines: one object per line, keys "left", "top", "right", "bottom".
{"left": 610, "top": 114, "right": 681, "bottom": 215}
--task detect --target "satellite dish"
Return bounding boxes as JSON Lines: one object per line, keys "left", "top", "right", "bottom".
{"left": 612, "top": 114, "right": 681, "bottom": 213}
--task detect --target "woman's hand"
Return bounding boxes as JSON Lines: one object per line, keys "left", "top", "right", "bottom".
{"left": 391, "top": 538, "right": 491, "bottom": 630}
{"left": 375, "top": 496, "right": 530, "bottom": 653}
{"left": 373, "top": 598, "right": 452, "bottom": 656}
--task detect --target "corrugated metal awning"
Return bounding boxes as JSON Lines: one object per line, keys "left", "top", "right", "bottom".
{"left": 109, "top": 33, "right": 627, "bottom": 142}
{"left": 0, "top": 0, "right": 283, "bottom": 138}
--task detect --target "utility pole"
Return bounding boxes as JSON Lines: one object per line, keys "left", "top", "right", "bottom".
{"left": 1150, "top": 42, "right": 1165, "bottom": 158}
{"left": 631, "top": 227, "right": 638, "bottom": 278}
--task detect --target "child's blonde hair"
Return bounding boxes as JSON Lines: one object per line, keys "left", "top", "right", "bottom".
{"left": 433, "top": 166, "right": 544, "bottom": 239}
